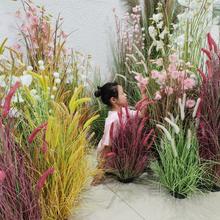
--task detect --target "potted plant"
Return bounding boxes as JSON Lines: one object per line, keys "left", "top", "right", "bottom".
{"left": 197, "top": 33, "right": 220, "bottom": 192}
{"left": 104, "top": 107, "right": 155, "bottom": 183}
{"left": 152, "top": 94, "right": 206, "bottom": 199}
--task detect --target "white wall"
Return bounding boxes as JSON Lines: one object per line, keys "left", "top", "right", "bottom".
{"left": 0, "top": 1, "right": 219, "bottom": 81}
{"left": 0, "top": 0, "right": 125, "bottom": 81}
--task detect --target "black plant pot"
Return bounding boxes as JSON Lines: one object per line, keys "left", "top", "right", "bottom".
{"left": 117, "top": 177, "right": 136, "bottom": 183}
{"left": 197, "top": 180, "right": 210, "bottom": 191}
{"left": 144, "top": 167, "right": 154, "bottom": 176}
{"left": 211, "top": 184, "right": 220, "bottom": 192}
{"left": 105, "top": 172, "right": 136, "bottom": 183}
{"left": 169, "top": 191, "right": 187, "bottom": 199}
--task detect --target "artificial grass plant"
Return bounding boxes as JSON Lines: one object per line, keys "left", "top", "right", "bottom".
{"left": 152, "top": 94, "right": 207, "bottom": 198}
{"left": 27, "top": 86, "right": 98, "bottom": 219}
{"left": 0, "top": 82, "right": 42, "bottom": 219}
{"left": 104, "top": 106, "right": 155, "bottom": 183}
{"left": 197, "top": 33, "right": 220, "bottom": 188}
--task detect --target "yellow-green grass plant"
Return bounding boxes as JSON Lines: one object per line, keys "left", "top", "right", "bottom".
{"left": 39, "top": 87, "right": 98, "bottom": 219}
{"left": 21, "top": 84, "right": 98, "bottom": 219}
{"left": 15, "top": 73, "right": 52, "bottom": 158}
{"left": 2, "top": 41, "right": 92, "bottom": 105}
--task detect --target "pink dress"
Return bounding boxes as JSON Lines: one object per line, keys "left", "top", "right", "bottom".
{"left": 97, "top": 107, "right": 137, "bottom": 153}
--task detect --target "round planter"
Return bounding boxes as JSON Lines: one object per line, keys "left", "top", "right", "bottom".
{"left": 197, "top": 180, "right": 210, "bottom": 191}
{"left": 169, "top": 191, "right": 187, "bottom": 199}
{"left": 211, "top": 184, "right": 220, "bottom": 192}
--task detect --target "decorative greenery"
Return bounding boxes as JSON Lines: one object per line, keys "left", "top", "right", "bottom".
{"left": 0, "top": 1, "right": 98, "bottom": 219}
{"left": 35, "top": 87, "right": 98, "bottom": 219}
{"left": 152, "top": 95, "right": 207, "bottom": 198}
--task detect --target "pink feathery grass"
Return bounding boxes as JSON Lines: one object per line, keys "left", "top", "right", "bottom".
{"left": 0, "top": 113, "right": 41, "bottom": 219}
{"left": 197, "top": 68, "right": 207, "bottom": 82}
{"left": 41, "top": 140, "right": 48, "bottom": 154}
{"left": 201, "top": 48, "right": 212, "bottom": 60}
{"left": 104, "top": 106, "right": 155, "bottom": 181}
{"left": 0, "top": 81, "right": 42, "bottom": 219}
{"left": 36, "top": 167, "right": 54, "bottom": 191}
{"left": 197, "top": 33, "right": 220, "bottom": 180}
{"left": 207, "top": 33, "right": 218, "bottom": 53}
{"left": 2, "top": 81, "right": 21, "bottom": 118}
{"left": 0, "top": 170, "right": 6, "bottom": 183}
{"left": 28, "top": 122, "right": 47, "bottom": 143}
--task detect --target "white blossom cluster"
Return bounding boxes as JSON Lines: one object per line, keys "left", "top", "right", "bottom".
{"left": 172, "top": 0, "right": 213, "bottom": 50}
{"left": 148, "top": 3, "right": 169, "bottom": 55}
{"left": 116, "top": 5, "right": 145, "bottom": 55}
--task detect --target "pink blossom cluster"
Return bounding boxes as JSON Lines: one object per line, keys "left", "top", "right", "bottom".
{"left": 134, "top": 72, "right": 148, "bottom": 89}
{"left": 114, "top": 5, "right": 145, "bottom": 55}
{"left": 14, "top": 3, "right": 67, "bottom": 60}
{"left": 151, "top": 54, "right": 196, "bottom": 104}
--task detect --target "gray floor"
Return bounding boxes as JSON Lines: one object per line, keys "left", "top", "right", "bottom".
{"left": 72, "top": 174, "right": 220, "bottom": 220}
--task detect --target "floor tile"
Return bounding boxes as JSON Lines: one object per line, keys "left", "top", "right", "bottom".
{"left": 105, "top": 175, "right": 220, "bottom": 220}
{"left": 72, "top": 184, "right": 144, "bottom": 220}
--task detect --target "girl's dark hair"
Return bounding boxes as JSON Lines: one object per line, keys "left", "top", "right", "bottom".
{"left": 94, "top": 82, "right": 119, "bottom": 106}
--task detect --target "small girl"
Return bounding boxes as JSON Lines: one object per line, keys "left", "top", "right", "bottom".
{"left": 92, "top": 81, "right": 148, "bottom": 185}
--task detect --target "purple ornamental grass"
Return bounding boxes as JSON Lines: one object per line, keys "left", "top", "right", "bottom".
{"left": 197, "top": 33, "right": 220, "bottom": 180}
{"left": 104, "top": 106, "right": 155, "bottom": 182}
{"left": 0, "top": 82, "right": 54, "bottom": 219}
{"left": 0, "top": 118, "right": 41, "bottom": 220}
